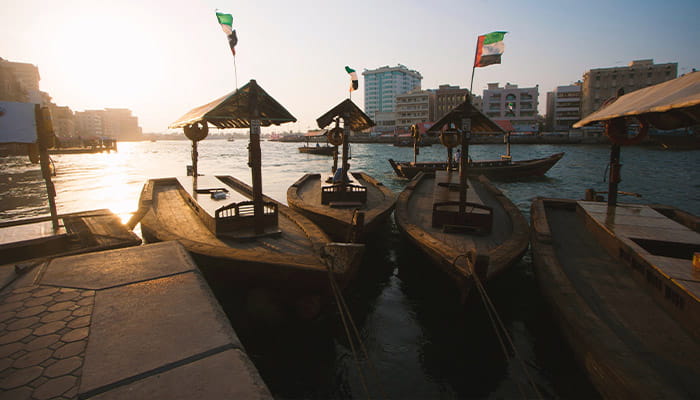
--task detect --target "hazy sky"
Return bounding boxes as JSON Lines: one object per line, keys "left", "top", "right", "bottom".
{"left": 2, "top": 0, "right": 699, "bottom": 133}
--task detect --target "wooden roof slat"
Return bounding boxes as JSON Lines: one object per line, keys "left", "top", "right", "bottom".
{"left": 316, "top": 99, "right": 375, "bottom": 131}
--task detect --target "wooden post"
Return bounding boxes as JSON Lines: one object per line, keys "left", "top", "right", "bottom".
{"left": 459, "top": 118, "right": 471, "bottom": 215}
{"left": 250, "top": 119, "right": 264, "bottom": 234}
{"left": 505, "top": 131, "right": 511, "bottom": 158}
{"left": 341, "top": 112, "right": 350, "bottom": 192}
{"left": 191, "top": 139, "right": 198, "bottom": 191}
{"left": 332, "top": 145, "right": 339, "bottom": 173}
{"left": 35, "top": 105, "right": 59, "bottom": 232}
{"left": 608, "top": 143, "right": 621, "bottom": 206}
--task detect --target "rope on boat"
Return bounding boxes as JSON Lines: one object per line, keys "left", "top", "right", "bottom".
{"left": 324, "top": 254, "right": 386, "bottom": 399}
{"left": 453, "top": 253, "right": 543, "bottom": 400}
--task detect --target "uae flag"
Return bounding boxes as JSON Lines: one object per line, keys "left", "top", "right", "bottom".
{"left": 216, "top": 11, "right": 238, "bottom": 56}
{"left": 474, "top": 31, "right": 507, "bottom": 68}
{"left": 345, "top": 66, "right": 359, "bottom": 92}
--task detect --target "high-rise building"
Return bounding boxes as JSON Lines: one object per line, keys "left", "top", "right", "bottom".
{"left": 545, "top": 83, "right": 581, "bottom": 132}
{"left": 362, "top": 64, "right": 422, "bottom": 121}
{"left": 49, "top": 105, "right": 76, "bottom": 138}
{"left": 482, "top": 82, "right": 539, "bottom": 132}
{"left": 75, "top": 110, "right": 105, "bottom": 137}
{"left": 74, "top": 108, "right": 143, "bottom": 140}
{"left": 580, "top": 59, "right": 677, "bottom": 117}
{"left": 395, "top": 89, "right": 436, "bottom": 131}
{"left": 0, "top": 58, "right": 44, "bottom": 104}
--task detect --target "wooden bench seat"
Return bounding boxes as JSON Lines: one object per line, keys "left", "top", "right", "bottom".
{"left": 432, "top": 171, "right": 493, "bottom": 233}
{"left": 321, "top": 173, "right": 367, "bottom": 205}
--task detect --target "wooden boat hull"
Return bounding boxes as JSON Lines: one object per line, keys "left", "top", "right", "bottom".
{"left": 388, "top": 152, "right": 564, "bottom": 180}
{"left": 0, "top": 209, "right": 141, "bottom": 266}
{"left": 530, "top": 198, "right": 700, "bottom": 398}
{"left": 394, "top": 173, "right": 528, "bottom": 299}
{"left": 298, "top": 146, "right": 335, "bottom": 156}
{"left": 286, "top": 171, "right": 397, "bottom": 242}
{"left": 138, "top": 175, "right": 365, "bottom": 302}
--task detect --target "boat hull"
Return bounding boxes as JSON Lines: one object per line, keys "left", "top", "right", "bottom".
{"left": 298, "top": 146, "right": 335, "bottom": 156}
{"left": 0, "top": 209, "right": 141, "bottom": 266}
{"left": 138, "top": 176, "right": 365, "bottom": 303}
{"left": 388, "top": 152, "right": 564, "bottom": 180}
{"left": 287, "top": 171, "right": 397, "bottom": 242}
{"left": 394, "top": 173, "right": 528, "bottom": 299}
{"left": 530, "top": 198, "right": 700, "bottom": 398}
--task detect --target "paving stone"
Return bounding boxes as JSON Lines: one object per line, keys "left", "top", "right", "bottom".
{"left": 76, "top": 297, "right": 93, "bottom": 306}
{"left": 58, "top": 288, "right": 78, "bottom": 293}
{"left": 0, "top": 356, "right": 13, "bottom": 372}
{"left": 0, "top": 365, "right": 43, "bottom": 389}
{"left": 34, "top": 320, "right": 67, "bottom": 336}
{"left": 67, "top": 316, "right": 90, "bottom": 329}
{"left": 0, "top": 301, "right": 24, "bottom": 314}
{"left": 64, "top": 385, "right": 79, "bottom": 398}
{"left": 61, "top": 327, "right": 89, "bottom": 343}
{"left": 40, "top": 358, "right": 57, "bottom": 368}
{"left": 12, "top": 348, "right": 53, "bottom": 368}
{"left": 29, "top": 375, "right": 49, "bottom": 388}
{"left": 25, "top": 335, "right": 60, "bottom": 352}
{"left": 40, "top": 310, "right": 71, "bottom": 324}
{"left": 32, "top": 287, "right": 59, "bottom": 297}
{"left": 42, "top": 241, "right": 196, "bottom": 290}
{"left": 9, "top": 286, "right": 35, "bottom": 294}
{"left": 72, "top": 306, "right": 92, "bottom": 317}
{"left": 33, "top": 375, "right": 77, "bottom": 400}
{"left": 44, "top": 357, "right": 82, "bottom": 378}
{"left": 0, "top": 386, "right": 33, "bottom": 400}
{"left": 23, "top": 296, "right": 53, "bottom": 308}
{"left": 80, "top": 273, "right": 240, "bottom": 394}
{"left": 86, "top": 349, "right": 272, "bottom": 400}
{"left": 0, "top": 311, "right": 17, "bottom": 323}
{"left": 54, "top": 341, "right": 85, "bottom": 359}
{"left": 16, "top": 305, "right": 47, "bottom": 318}
{"left": 6, "top": 316, "right": 39, "bottom": 331}
{"left": 0, "top": 329, "right": 32, "bottom": 345}
{"left": 4, "top": 292, "right": 32, "bottom": 303}
{"left": 47, "top": 302, "right": 76, "bottom": 312}
{"left": 55, "top": 292, "right": 80, "bottom": 302}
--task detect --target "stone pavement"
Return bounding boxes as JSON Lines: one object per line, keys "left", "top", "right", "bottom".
{"left": 0, "top": 241, "right": 271, "bottom": 399}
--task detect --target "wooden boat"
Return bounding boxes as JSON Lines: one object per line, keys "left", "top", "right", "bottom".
{"left": 530, "top": 71, "right": 700, "bottom": 397}
{"left": 135, "top": 80, "right": 364, "bottom": 318}
{"left": 0, "top": 102, "right": 140, "bottom": 271}
{"left": 1, "top": 210, "right": 141, "bottom": 266}
{"left": 287, "top": 99, "right": 396, "bottom": 242}
{"left": 388, "top": 152, "right": 564, "bottom": 180}
{"left": 298, "top": 144, "right": 335, "bottom": 155}
{"left": 394, "top": 100, "right": 529, "bottom": 299}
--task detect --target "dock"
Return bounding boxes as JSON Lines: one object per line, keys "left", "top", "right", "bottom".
{"left": 0, "top": 241, "right": 271, "bottom": 399}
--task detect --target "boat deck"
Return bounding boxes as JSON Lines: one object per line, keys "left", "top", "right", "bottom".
{"left": 146, "top": 177, "right": 327, "bottom": 272}
{"left": 404, "top": 174, "right": 518, "bottom": 277}
{"left": 542, "top": 201, "right": 700, "bottom": 397}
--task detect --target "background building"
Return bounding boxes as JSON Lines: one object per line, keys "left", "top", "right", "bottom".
{"left": 580, "top": 59, "right": 677, "bottom": 117}
{"left": 49, "top": 105, "right": 76, "bottom": 138}
{"left": 482, "top": 82, "right": 539, "bottom": 132}
{"left": 395, "top": 89, "right": 436, "bottom": 132}
{"left": 545, "top": 83, "right": 581, "bottom": 132}
{"left": 363, "top": 64, "right": 422, "bottom": 121}
{"left": 75, "top": 108, "right": 143, "bottom": 140}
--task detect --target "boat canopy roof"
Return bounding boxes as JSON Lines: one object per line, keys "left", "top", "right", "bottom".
{"left": 0, "top": 101, "right": 38, "bottom": 144}
{"left": 316, "top": 98, "right": 375, "bottom": 131}
{"left": 574, "top": 71, "right": 700, "bottom": 130}
{"left": 427, "top": 99, "right": 504, "bottom": 135}
{"left": 169, "top": 79, "right": 297, "bottom": 129}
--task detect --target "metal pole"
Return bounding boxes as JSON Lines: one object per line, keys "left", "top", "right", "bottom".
{"left": 341, "top": 112, "right": 351, "bottom": 188}
{"left": 459, "top": 119, "right": 472, "bottom": 215}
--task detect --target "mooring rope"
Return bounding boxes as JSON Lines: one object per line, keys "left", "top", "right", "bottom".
{"left": 324, "top": 254, "right": 387, "bottom": 399}
{"left": 453, "top": 253, "right": 543, "bottom": 400}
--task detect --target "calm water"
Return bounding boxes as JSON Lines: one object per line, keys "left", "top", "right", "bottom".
{"left": 1, "top": 140, "right": 698, "bottom": 399}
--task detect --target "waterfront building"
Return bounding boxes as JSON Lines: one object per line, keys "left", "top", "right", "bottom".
{"left": 362, "top": 64, "right": 422, "bottom": 122}
{"left": 75, "top": 108, "right": 143, "bottom": 140}
{"left": 482, "top": 82, "right": 539, "bottom": 132}
{"left": 0, "top": 58, "right": 45, "bottom": 104}
{"left": 373, "top": 111, "right": 397, "bottom": 135}
{"left": 395, "top": 89, "right": 436, "bottom": 132}
{"left": 545, "top": 83, "right": 581, "bottom": 132}
{"left": 49, "top": 105, "right": 76, "bottom": 138}
{"left": 435, "top": 84, "right": 483, "bottom": 121}
{"left": 580, "top": 59, "right": 677, "bottom": 117}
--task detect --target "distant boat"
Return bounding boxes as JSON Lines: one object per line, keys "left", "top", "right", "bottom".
{"left": 227, "top": 137, "right": 235, "bottom": 142}
{"left": 298, "top": 130, "right": 335, "bottom": 155}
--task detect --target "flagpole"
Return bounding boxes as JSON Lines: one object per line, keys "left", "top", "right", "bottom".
{"left": 233, "top": 55, "right": 238, "bottom": 90}
{"left": 469, "top": 35, "right": 480, "bottom": 97}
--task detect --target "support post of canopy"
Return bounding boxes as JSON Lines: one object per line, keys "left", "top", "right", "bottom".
{"left": 341, "top": 111, "right": 351, "bottom": 188}
{"left": 459, "top": 118, "right": 471, "bottom": 215}
{"left": 35, "top": 105, "right": 59, "bottom": 232}
{"left": 248, "top": 82, "right": 265, "bottom": 234}
{"left": 608, "top": 143, "right": 621, "bottom": 206}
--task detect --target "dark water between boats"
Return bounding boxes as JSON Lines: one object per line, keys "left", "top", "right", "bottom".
{"left": 1, "top": 140, "right": 698, "bottom": 399}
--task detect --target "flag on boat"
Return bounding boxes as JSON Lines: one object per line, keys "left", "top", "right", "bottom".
{"left": 216, "top": 11, "right": 238, "bottom": 56}
{"left": 474, "top": 31, "right": 507, "bottom": 68}
{"left": 345, "top": 66, "right": 359, "bottom": 92}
